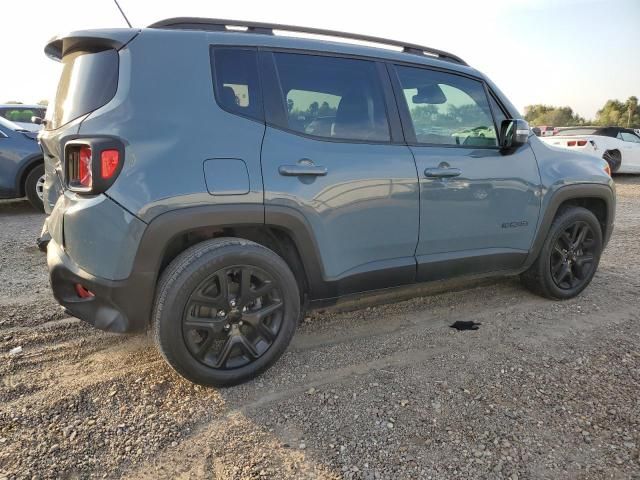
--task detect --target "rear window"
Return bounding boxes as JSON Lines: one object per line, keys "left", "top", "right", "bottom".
{"left": 0, "top": 107, "right": 46, "bottom": 124}
{"left": 556, "top": 128, "right": 597, "bottom": 136}
{"left": 46, "top": 49, "right": 119, "bottom": 130}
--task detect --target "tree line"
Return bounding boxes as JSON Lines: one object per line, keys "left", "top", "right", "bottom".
{"left": 525, "top": 96, "right": 639, "bottom": 128}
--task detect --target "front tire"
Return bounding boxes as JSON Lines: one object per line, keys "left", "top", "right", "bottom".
{"left": 152, "top": 238, "right": 300, "bottom": 387}
{"left": 24, "top": 164, "right": 45, "bottom": 212}
{"left": 521, "top": 207, "right": 603, "bottom": 300}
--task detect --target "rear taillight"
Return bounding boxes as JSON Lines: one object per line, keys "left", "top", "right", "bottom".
{"left": 567, "top": 140, "right": 577, "bottom": 147}
{"left": 74, "top": 283, "right": 94, "bottom": 299}
{"left": 65, "top": 139, "right": 124, "bottom": 194}
{"left": 604, "top": 163, "right": 611, "bottom": 177}
{"left": 67, "top": 145, "right": 93, "bottom": 191}
{"left": 577, "top": 140, "right": 588, "bottom": 146}
{"left": 78, "top": 146, "right": 93, "bottom": 187}
{"left": 100, "top": 150, "right": 120, "bottom": 179}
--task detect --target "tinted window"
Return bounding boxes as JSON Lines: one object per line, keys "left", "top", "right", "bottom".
{"left": 47, "top": 49, "right": 119, "bottom": 130}
{"left": 396, "top": 66, "right": 498, "bottom": 147}
{"left": 211, "top": 48, "right": 262, "bottom": 121}
{"left": 272, "top": 53, "right": 390, "bottom": 142}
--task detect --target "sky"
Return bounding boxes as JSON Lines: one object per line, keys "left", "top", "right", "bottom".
{"left": 2, "top": 0, "right": 639, "bottom": 119}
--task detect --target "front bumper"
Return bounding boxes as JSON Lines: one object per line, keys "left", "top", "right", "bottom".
{"left": 47, "top": 238, "right": 154, "bottom": 333}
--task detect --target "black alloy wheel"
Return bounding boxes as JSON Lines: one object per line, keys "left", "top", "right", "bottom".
{"left": 520, "top": 206, "right": 603, "bottom": 300}
{"left": 182, "top": 265, "right": 283, "bottom": 369}
{"left": 550, "top": 221, "right": 596, "bottom": 290}
{"left": 153, "top": 238, "right": 300, "bottom": 386}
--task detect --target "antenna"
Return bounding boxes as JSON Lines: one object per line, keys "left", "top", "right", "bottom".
{"left": 113, "top": 0, "right": 133, "bottom": 28}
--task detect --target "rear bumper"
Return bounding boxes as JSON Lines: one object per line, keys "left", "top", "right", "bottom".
{"left": 47, "top": 238, "right": 154, "bottom": 333}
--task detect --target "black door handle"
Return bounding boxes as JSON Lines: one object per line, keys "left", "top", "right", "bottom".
{"left": 424, "top": 167, "right": 462, "bottom": 178}
{"left": 279, "top": 165, "right": 328, "bottom": 176}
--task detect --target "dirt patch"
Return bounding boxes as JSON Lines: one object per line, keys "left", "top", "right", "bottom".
{"left": 1, "top": 178, "right": 639, "bottom": 479}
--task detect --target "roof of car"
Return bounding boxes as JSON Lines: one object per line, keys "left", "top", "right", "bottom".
{"left": 146, "top": 18, "right": 478, "bottom": 76}
{"left": 44, "top": 22, "right": 481, "bottom": 80}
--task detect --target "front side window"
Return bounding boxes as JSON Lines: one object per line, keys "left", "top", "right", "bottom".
{"left": 488, "top": 95, "right": 507, "bottom": 129}
{"left": 620, "top": 131, "right": 640, "bottom": 143}
{"left": 211, "top": 48, "right": 262, "bottom": 121}
{"left": 396, "top": 66, "right": 498, "bottom": 147}
{"left": 272, "top": 53, "right": 390, "bottom": 142}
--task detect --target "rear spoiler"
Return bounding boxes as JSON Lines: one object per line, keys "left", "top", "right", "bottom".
{"left": 44, "top": 28, "right": 140, "bottom": 61}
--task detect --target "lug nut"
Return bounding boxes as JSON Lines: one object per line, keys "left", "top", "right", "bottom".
{"left": 217, "top": 310, "right": 226, "bottom": 317}
{"left": 238, "top": 320, "right": 244, "bottom": 326}
{"left": 230, "top": 299, "right": 237, "bottom": 308}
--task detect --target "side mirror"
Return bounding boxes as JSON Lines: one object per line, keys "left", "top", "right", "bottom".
{"left": 500, "top": 119, "right": 530, "bottom": 150}
{"left": 31, "top": 116, "right": 44, "bottom": 125}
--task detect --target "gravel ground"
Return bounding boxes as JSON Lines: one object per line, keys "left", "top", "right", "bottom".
{"left": 1, "top": 177, "right": 639, "bottom": 480}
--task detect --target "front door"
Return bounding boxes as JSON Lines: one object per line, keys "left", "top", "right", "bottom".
{"left": 391, "top": 64, "right": 541, "bottom": 281}
{"left": 260, "top": 52, "right": 420, "bottom": 298}
{"left": 618, "top": 131, "right": 640, "bottom": 170}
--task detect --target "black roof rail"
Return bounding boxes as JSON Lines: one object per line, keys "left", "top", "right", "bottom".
{"left": 148, "top": 17, "right": 468, "bottom": 66}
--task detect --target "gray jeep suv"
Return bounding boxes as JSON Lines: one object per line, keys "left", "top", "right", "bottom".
{"left": 40, "top": 18, "right": 615, "bottom": 386}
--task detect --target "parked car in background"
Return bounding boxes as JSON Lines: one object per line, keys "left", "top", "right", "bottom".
{"left": 540, "top": 126, "right": 640, "bottom": 173}
{"left": 0, "top": 104, "right": 47, "bottom": 132}
{"left": 0, "top": 116, "right": 45, "bottom": 210}
{"left": 40, "top": 18, "right": 614, "bottom": 386}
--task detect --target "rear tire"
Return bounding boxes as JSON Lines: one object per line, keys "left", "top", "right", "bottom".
{"left": 24, "top": 164, "right": 45, "bottom": 212}
{"left": 152, "top": 238, "right": 300, "bottom": 387}
{"left": 520, "top": 207, "right": 603, "bottom": 300}
{"left": 603, "top": 150, "right": 621, "bottom": 174}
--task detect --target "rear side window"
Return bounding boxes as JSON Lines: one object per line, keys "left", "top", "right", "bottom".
{"left": 271, "top": 53, "right": 390, "bottom": 142}
{"left": 47, "top": 49, "right": 118, "bottom": 130}
{"left": 396, "top": 66, "right": 498, "bottom": 147}
{"left": 211, "top": 48, "right": 262, "bottom": 121}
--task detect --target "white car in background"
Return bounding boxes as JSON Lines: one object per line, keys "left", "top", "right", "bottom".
{"left": 539, "top": 126, "right": 640, "bottom": 174}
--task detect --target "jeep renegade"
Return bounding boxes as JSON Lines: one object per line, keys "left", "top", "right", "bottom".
{"left": 39, "top": 18, "right": 615, "bottom": 386}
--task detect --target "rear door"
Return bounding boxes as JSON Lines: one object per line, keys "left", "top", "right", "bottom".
{"left": 259, "top": 51, "right": 419, "bottom": 298}
{"left": 390, "top": 64, "right": 541, "bottom": 281}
